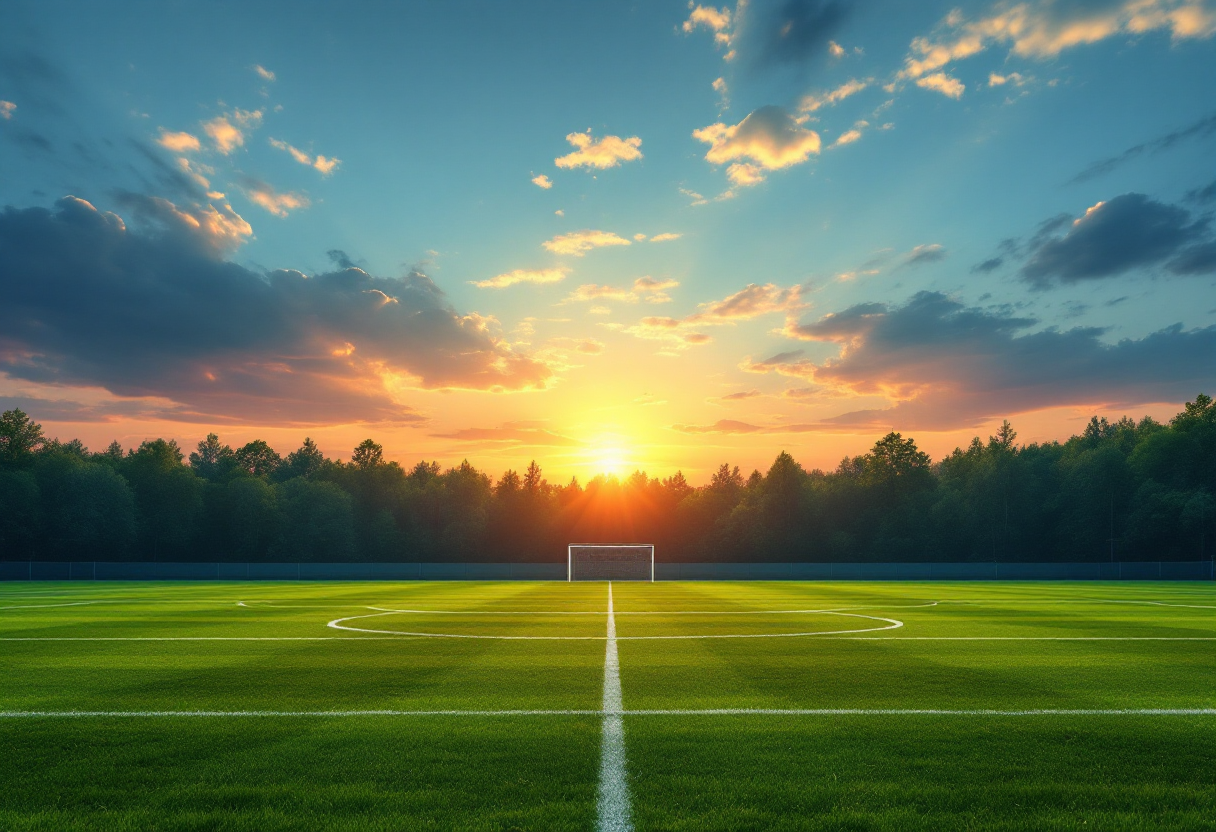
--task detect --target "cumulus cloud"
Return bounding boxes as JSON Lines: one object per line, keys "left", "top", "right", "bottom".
{"left": 0, "top": 100, "right": 15, "bottom": 119}
{"left": 683, "top": 4, "right": 732, "bottom": 36}
{"left": 799, "top": 78, "right": 869, "bottom": 112}
{"left": 1020, "top": 193, "right": 1213, "bottom": 285}
{"left": 915, "top": 72, "right": 965, "bottom": 98}
{"left": 202, "top": 109, "right": 262, "bottom": 154}
{"left": 763, "top": 291, "right": 1216, "bottom": 429}
{"left": 899, "top": 1, "right": 1216, "bottom": 95}
{"left": 532, "top": 173, "right": 553, "bottom": 189}
{"left": 554, "top": 130, "right": 643, "bottom": 169}
{"left": 683, "top": 3, "right": 734, "bottom": 54}
{"left": 472, "top": 267, "right": 569, "bottom": 289}
{"left": 0, "top": 196, "right": 554, "bottom": 424}
{"left": 269, "top": 138, "right": 340, "bottom": 176}
{"left": 694, "top": 106, "right": 821, "bottom": 186}
{"left": 542, "top": 229, "right": 632, "bottom": 256}
{"left": 649, "top": 232, "right": 682, "bottom": 242}
{"left": 240, "top": 177, "right": 310, "bottom": 217}
{"left": 157, "top": 129, "right": 200, "bottom": 152}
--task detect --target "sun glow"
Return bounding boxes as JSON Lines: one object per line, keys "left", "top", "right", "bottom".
{"left": 593, "top": 446, "right": 629, "bottom": 477}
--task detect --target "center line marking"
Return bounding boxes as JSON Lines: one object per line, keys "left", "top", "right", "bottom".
{"left": 598, "top": 582, "right": 634, "bottom": 832}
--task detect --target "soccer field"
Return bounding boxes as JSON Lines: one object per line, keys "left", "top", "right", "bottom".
{"left": 1, "top": 580, "right": 1214, "bottom": 831}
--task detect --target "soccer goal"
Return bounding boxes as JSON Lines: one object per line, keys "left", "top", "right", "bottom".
{"left": 568, "top": 544, "right": 654, "bottom": 581}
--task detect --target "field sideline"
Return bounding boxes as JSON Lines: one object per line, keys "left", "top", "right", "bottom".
{"left": 2, "top": 580, "right": 1214, "bottom": 831}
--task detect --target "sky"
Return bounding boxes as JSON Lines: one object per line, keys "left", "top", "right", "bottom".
{"left": 1, "top": 0, "right": 1215, "bottom": 484}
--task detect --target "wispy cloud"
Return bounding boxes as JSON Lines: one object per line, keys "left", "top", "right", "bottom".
{"left": 898, "top": 1, "right": 1216, "bottom": 98}
{"left": 564, "top": 276, "right": 679, "bottom": 305}
{"left": 0, "top": 100, "right": 17, "bottom": 120}
{"left": 269, "top": 138, "right": 341, "bottom": 175}
{"left": 253, "top": 64, "right": 276, "bottom": 82}
{"left": 240, "top": 176, "right": 309, "bottom": 216}
{"left": 473, "top": 267, "right": 569, "bottom": 289}
{"left": 799, "top": 78, "right": 870, "bottom": 112}
{"left": 542, "top": 229, "right": 632, "bottom": 256}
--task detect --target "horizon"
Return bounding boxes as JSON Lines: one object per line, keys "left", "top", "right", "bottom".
{"left": 11, "top": 400, "right": 1200, "bottom": 486}
{"left": 2, "top": 0, "right": 1215, "bottom": 484}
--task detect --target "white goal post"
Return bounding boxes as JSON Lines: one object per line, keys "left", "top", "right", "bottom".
{"left": 567, "top": 544, "right": 654, "bottom": 582}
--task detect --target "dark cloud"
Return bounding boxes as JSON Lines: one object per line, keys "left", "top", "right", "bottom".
{"left": 327, "top": 249, "right": 357, "bottom": 270}
{"left": 735, "top": 0, "right": 853, "bottom": 68}
{"left": 0, "top": 51, "right": 73, "bottom": 116}
{"left": 764, "top": 291, "right": 1216, "bottom": 430}
{"left": 0, "top": 196, "right": 553, "bottom": 426}
{"left": 1070, "top": 112, "right": 1216, "bottom": 184}
{"left": 4, "top": 127, "right": 53, "bottom": 153}
{"left": 971, "top": 257, "right": 1003, "bottom": 274}
{"left": 1186, "top": 178, "right": 1216, "bottom": 204}
{"left": 1168, "top": 241, "right": 1216, "bottom": 275}
{"left": 125, "top": 139, "right": 210, "bottom": 203}
{"left": 1020, "top": 193, "right": 1213, "bottom": 286}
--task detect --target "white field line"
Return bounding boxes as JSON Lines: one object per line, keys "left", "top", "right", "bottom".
{"left": 2, "top": 636, "right": 1213, "bottom": 642}
{"left": 364, "top": 601, "right": 938, "bottom": 615}
{"left": 845, "top": 636, "right": 1216, "bottom": 641}
{"left": 0, "top": 637, "right": 421, "bottom": 641}
{"left": 598, "top": 582, "right": 634, "bottom": 832}
{"left": 1, "top": 708, "right": 1212, "bottom": 718}
{"left": 325, "top": 609, "right": 904, "bottom": 639}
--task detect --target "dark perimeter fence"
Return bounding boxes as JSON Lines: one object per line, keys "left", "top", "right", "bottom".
{"left": 1, "top": 560, "right": 1212, "bottom": 581}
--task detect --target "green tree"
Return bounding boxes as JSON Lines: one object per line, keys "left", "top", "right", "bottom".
{"left": 189, "top": 434, "right": 235, "bottom": 480}
{"left": 234, "top": 440, "right": 282, "bottom": 478}
{"left": 123, "top": 439, "right": 203, "bottom": 560}
{"left": 351, "top": 439, "right": 384, "bottom": 469}
{"left": 0, "top": 409, "right": 44, "bottom": 467}
{"left": 273, "top": 478, "right": 356, "bottom": 561}
{"left": 282, "top": 437, "right": 325, "bottom": 479}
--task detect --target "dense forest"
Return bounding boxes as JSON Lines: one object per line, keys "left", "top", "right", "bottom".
{"left": 1, "top": 396, "right": 1213, "bottom": 564}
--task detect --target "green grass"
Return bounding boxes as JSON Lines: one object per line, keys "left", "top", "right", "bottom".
{"left": 1, "top": 580, "right": 1213, "bottom": 830}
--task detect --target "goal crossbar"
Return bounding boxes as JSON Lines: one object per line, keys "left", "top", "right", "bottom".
{"left": 567, "top": 544, "right": 654, "bottom": 582}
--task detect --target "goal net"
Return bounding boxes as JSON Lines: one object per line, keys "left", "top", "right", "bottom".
{"left": 568, "top": 544, "right": 654, "bottom": 581}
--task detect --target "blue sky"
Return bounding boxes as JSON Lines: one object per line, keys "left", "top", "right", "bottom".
{"left": 2, "top": 0, "right": 1214, "bottom": 480}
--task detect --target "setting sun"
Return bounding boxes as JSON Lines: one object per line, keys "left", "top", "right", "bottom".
{"left": 592, "top": 446, "right": 629, "bottom": 478}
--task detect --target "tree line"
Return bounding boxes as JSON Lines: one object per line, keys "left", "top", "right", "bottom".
{"left": 1, "top": 395, "right": 1213, "bottom": 564}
